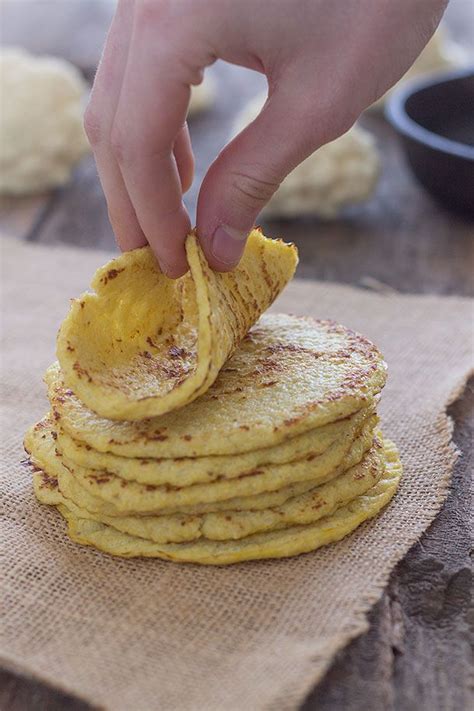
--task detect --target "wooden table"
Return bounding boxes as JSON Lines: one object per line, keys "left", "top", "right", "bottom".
{"left": 1, "top": 2, "right": 473, "bottom": 709}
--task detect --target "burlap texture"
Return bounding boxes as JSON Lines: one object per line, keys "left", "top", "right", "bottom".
{"left": 1, "top": 238, "right": 472, "bottom": 711}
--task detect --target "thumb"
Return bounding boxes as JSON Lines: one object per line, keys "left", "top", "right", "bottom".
{"left": 196, "top": 86, "right": 346, "bottom": 270}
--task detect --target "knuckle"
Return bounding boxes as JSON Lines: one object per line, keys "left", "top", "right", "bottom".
{"left": 292, "top": 81, "right": 360, "bottom": 148}
{"left": 83, "top": 104, "right": 103, "bottom": 146}
{"left": 229, "top": 170, "right": 280, "bottom": 210}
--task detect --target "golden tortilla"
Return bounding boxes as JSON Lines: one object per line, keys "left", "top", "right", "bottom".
{"left": 32, "top": 436, "right": 385, "bottom": 544}
{"left": 26, "top": 415, "right": 376, "bottom": 515}
{"left": 56, "top": 439, "right": 402, "bottom": 564}
{"left": 57, "top": 230, "right": 298, "bottom": 421}
{"left": 55, "top": 405, "right": 375, "bottom": 487}
{"left": 49, "top": 314, "right": 387, "bottom": 458}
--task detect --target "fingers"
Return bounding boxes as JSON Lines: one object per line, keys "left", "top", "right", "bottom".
{"left": 197, "top": 84, "right": 346, "bottom": 271}
{"left": 84, "top": 0, "right": 146, "bottom": 252}
{"left": 110, "top": 5, "right": 196, "bottom": 277}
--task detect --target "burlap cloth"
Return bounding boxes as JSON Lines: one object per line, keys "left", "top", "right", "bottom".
{"left": 1, "top": 238, "right": 473, "bottom": 711}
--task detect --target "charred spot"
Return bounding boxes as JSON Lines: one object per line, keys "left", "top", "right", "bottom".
{"left": 145, "top": 484, "right": 157, "bottom": 492}
{"left": 183, "top": 435, "right": 192, "bottom": 441}
{"left": 146, "top": 336, "right": 158, "bottom": 349}
{"left": 150, "top": 433, "right": 168, "bottom": 441}
{"left": 41, "top": 472, "right": 58, "bottom": 489}
{"left": 53, "top": 411, "right": 61, "bottom": 422}
{"left": 106, "top": 268, "right": 124, "bottom": 280}
{"left": 265, "top": 342, "right": 302, "bottom": 354}
{"left": 66, "top": 342, "right": 75, "bottom": 352}
{"left": 73, "top": 362, "right": 92, "bottom": 383}
{"left": 101, "top": 268, "right": 125, "bottom": 285}
{"left": 90, "top": 473, "right": 111, "bottom": 484}
{"left": 169, "top": 345, "right": 187, "bottom": 359}
{"left": 164, "top": 483, "right": 181, "bottom": 492}
{"left": 34, "top": 420, "right": 48, "bottom": 430}
{"left": 79, "top": 301, "right": 85, "bottom": 309}
{"left": 239, "top": 425, "right": 250, "bottom": 431}
{"left": 51, "top": 431, "right": 58, "bottom": 440}
{"left": 141, "top": 351, "right": 153, "bottom": 360}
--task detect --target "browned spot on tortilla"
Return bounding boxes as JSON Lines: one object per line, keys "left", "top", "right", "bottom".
{"left": 40, "top": 471, "right": 58, "bottom": 489}
{"left": 101, "top": 267, "right": 125, "bottom": 285}
{"left": 169, "top": 345, "right": 187, "bottom": 359}
{"left": 89, "top": 473, "right": 111, "bottom": 484}
{"left": 150, "top": 433, "right": 168, "bottom": 441}
{"left": 34, "top": 420, "right": 49, "bottom": 431}
{"left": 73, "top": 361, "right": 92, "bottom": 383}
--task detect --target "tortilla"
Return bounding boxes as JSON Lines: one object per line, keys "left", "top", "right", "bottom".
{"left": 56, "top": 230, "right": 298, "bottom": 421}
{"left": 25, "top": 415, "right": 377, "bottom": 515}
{"left": 55, "top": 405, "right": 375, "bottom": 487}
{"left": 56, "top": 439, "right": 402, "bottom": 564}
{"left": 32, "top": 435, "right": 385, "bottom": 544}
{"left": 48, "top": 314, "right": 387, "bottom": 458}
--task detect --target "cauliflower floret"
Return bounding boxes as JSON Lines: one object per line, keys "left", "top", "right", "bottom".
{"left": 188, "top": 74, "right": 215, "bottom": 117}
{"left": 0, "top": 47, "right": 89, "bottom": 195}
{"left": 231, "top": 94, "right": 380, "bottom": 219}
{"left": 371, "top": 26, "right": 470, "bottom": 110}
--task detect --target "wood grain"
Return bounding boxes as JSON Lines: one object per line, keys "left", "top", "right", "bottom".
{"left": 1, "top": 1, "right": 473, "bottom": 709}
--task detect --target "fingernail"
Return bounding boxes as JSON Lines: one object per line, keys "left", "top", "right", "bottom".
{"left": 211, "top": 225, "right": 248, "bottom": 266}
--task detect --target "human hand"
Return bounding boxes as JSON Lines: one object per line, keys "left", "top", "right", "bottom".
{"left": 85, "top": 0, "right": 447, "bottom": 277}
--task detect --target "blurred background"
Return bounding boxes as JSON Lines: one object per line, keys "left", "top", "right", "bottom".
{"left": 0, "top": 0, "right": 473, "bottom": 295}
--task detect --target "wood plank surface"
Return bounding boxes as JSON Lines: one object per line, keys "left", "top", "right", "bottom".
{"left": 1, "top": 1, "right": 473, "bottom": 709}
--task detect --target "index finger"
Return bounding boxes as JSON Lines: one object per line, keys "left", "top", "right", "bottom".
{"left": 112, "top": 11, "right": 195, "bottom": 276}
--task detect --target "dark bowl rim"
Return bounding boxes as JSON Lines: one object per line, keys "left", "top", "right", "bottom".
{"left": 385, "top": 66, "right": 474, "bottom": 161}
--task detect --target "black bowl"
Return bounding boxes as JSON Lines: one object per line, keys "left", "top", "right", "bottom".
{"left": 386, "top": 67, "right": 474, "bottom": 216}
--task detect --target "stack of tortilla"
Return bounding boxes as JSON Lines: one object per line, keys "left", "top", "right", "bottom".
{"left": 25, "top": 230, "right": 402, "bottom": 565}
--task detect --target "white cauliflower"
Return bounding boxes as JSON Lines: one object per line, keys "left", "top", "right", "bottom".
{"left": 188, "top": 74, "right": 215, "bottom": 117}
{"left": 231, "top": 94, "right": 380, "bottom": 219}
{"left": 371, "top": 26, "right": 470, "bottom": 110}
{"left": 0, "top": 47, "right": 89, "bottom": 195}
